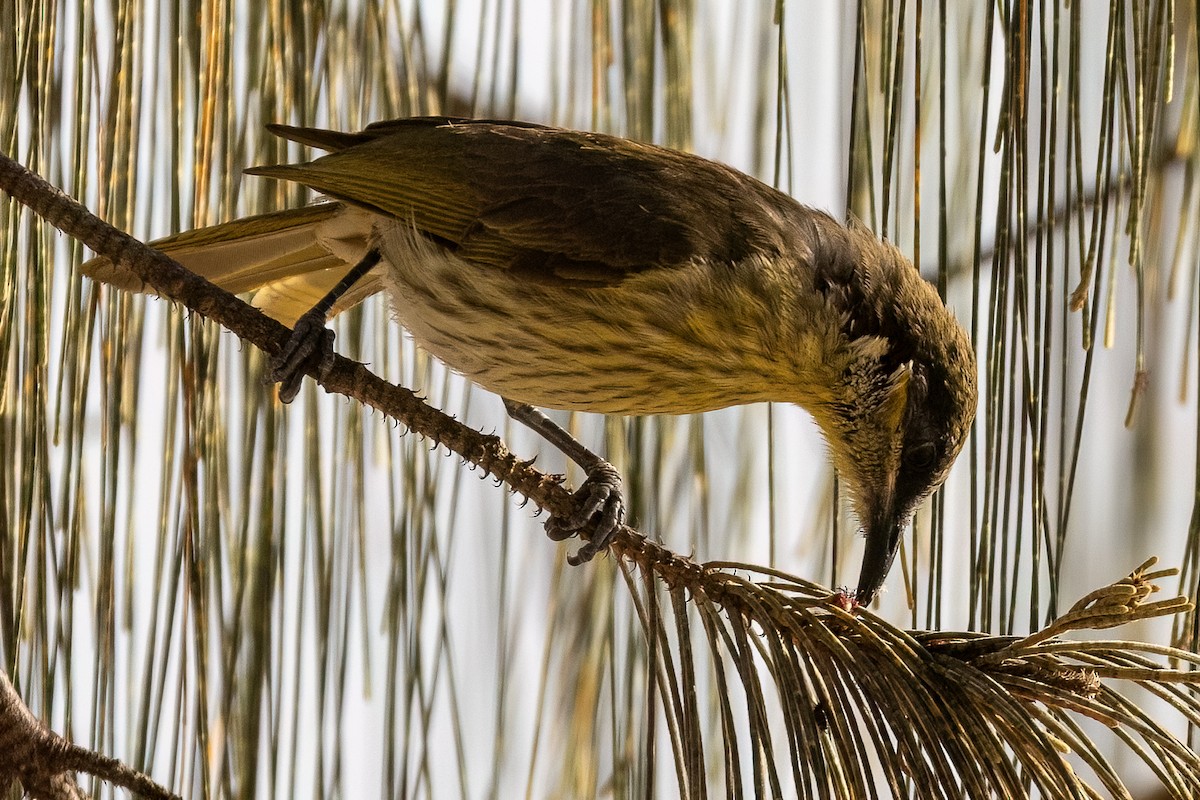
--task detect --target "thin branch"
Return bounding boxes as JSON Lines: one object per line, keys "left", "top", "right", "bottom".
{"left": 0, "top": 149, "right": 576, "bottom": 521}
{"left": 0, "top": 672, "right": 177, "bottom": 800}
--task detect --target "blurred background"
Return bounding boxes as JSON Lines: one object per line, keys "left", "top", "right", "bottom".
{"left": 2, "top": 1, "right": 1198, "bottom": 797}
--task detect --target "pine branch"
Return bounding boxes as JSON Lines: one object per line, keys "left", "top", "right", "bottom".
{"left": 0, "top": 672, "right": 177, "bottom": 800}
{"left": 0, "top": 149, "right": 574, "bottom": 524}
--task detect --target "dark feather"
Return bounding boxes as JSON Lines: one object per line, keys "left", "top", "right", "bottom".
{"left": 247, "top": 118, "right": 811, "bottom": 286}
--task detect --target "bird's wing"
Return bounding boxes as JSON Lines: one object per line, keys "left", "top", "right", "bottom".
{"left": 246, "top": 118, "right": 804, "bottom": 286}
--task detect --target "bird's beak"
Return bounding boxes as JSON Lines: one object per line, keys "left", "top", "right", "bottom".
{"left": 854, "top": 503, "right": 906, "bottom": 606}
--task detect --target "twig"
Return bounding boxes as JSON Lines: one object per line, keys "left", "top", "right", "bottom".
{"left": 0, "top": 672, "right": 178, "bottom": 800}
{"left": 0, "top": 150, "right": 580, "bottom": 522}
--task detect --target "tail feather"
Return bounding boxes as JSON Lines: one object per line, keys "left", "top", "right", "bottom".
{"left": 80, "top": 202, "right": 384, "bottom": 325}
{"left": 251, "top": 268, "right": 383, "bottom": 326}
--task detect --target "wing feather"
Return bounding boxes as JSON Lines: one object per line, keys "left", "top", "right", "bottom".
{"left": 246, "top": 119, "right": 805, "bottom": 286}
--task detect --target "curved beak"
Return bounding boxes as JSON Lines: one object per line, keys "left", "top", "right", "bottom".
{"left": 854, "top": 507, "right": 906, "bottom": 605}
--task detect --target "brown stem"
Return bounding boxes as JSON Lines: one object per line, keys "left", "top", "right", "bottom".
{"left": 0, "top": 672, "right": 177, "bottom": 800}
{"left": 0, "top": 150, "right": 576, "bottom": 518}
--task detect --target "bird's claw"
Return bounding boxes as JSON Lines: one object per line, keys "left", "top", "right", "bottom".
{"left": 545, "top": 461, "right": 625, "bottom": 564}
{"left": 268, "top": 309, "right": 336, "bottom": 403}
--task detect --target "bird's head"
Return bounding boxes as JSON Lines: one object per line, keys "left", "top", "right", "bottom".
{"left": 807, "top": 222, "right": 977, "bottom": 605}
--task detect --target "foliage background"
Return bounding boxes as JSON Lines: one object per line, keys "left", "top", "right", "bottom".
{"left": 2, "top": 1, "right": 1198, "bottom": 797}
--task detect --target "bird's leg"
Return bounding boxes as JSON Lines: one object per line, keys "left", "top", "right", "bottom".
{"left": 502, "top": 399, "right": 625, "bottom": 564}
{"left": 268, "top": 249, "right": 382, "bottom": 402}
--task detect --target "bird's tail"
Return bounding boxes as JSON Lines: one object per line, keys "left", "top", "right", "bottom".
{"left": 80, "top": 202, "right": 382, "bottom": 325}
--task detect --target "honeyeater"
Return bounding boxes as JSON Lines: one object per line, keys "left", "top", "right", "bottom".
{"left": 82, "top": 117, "right": 978, "bottom": 604}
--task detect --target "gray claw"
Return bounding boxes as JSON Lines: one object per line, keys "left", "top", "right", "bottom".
{"left": 545, "top": 462, "right": 625, "bottom": 563}
{"left": 268, "top": 309, "right": 336, "bottom": 403}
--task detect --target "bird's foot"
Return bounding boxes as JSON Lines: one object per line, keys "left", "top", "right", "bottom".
{"left": 267, "top": 308, "right": 336, "bottom": 403}
{"left": 546, "top": 461, "right": 625, "bottom": 565}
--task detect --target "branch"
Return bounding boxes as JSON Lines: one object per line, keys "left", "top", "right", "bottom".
{"left": 0, "top": 151, "right": 583, "bottom": 524}
{"left": 0, "top": 672, "right": 177, "bottom": 800}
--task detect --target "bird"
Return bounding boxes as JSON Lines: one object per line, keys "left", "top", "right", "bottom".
{"left": 81, "top": 116, "right": 977, "bottom": 604}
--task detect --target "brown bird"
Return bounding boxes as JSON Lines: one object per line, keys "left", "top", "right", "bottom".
{"left": 82, "top": 117, "right": 977, "bottom": 603}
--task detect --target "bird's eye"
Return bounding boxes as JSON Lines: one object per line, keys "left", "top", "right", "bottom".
{"left": 905, "top": 441, "right": 937, "bottom": 470}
